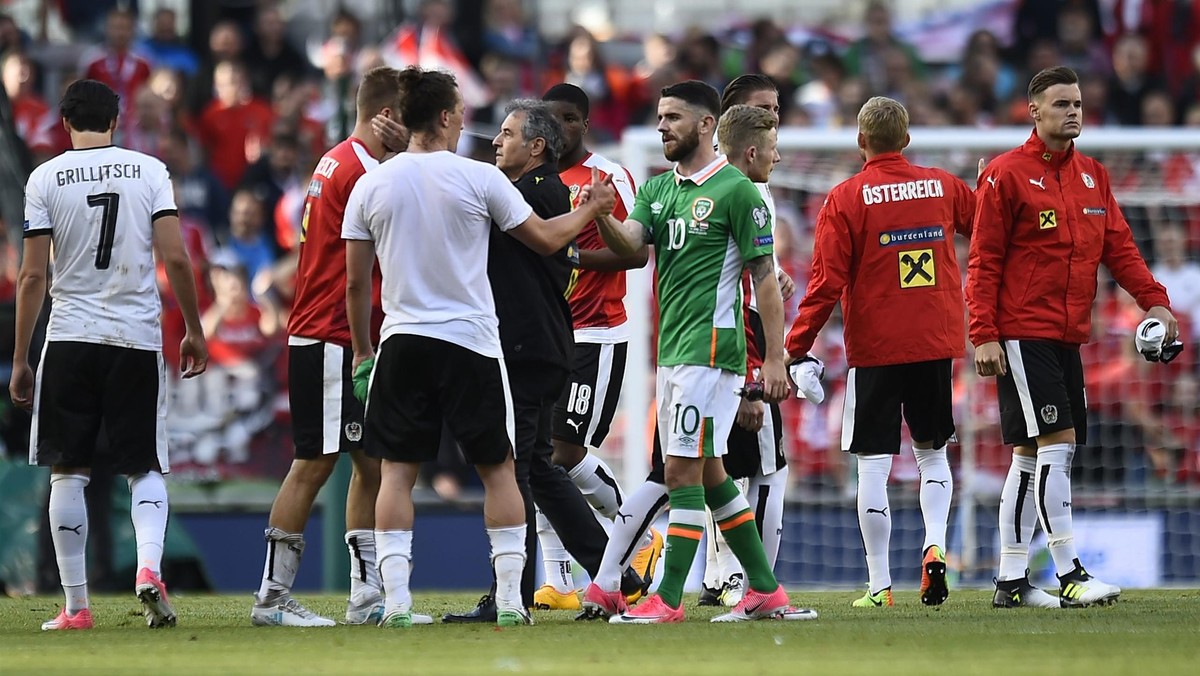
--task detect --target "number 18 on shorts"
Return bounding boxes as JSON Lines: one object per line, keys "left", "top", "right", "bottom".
{"left": 655, "top": 364, "right": 741, "bottom": 459}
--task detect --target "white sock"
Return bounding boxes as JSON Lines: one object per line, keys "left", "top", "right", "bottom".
{"left": 567, "top": 453, "right": 624, "bottom": 519}
{"left": 1035, "top": 443, "right": 1080, "bottom": 577}
{"left": 49, "top": 474, "right": 90, "bottom": 613}
{"left": 857, "top": 454, "right": 893, "bottom": 594}
{"left": 257, "top": 527, "right": 304, "bottom": 601}
{"left": 997, "top": 454, "right": 1038, "bottom": 581}
{"left": 914, "top": 446, "right": 953, "bottom": 552}
{"left": 487, "top": 525, "right": 527, "bottom": 611}
{"left": 376, "top": 529, "right": 413, "bottom": 613}
{"left": 702, "top": 507, "right": 723, "bottom": 589}
{"left": 346, "top": 529, "right": 381, "bottom": 599}
{"left": 595, "top": 480, "right": 668, "bottom": 591}
{"left": 748, "top": 466, "right": 788, "bottom": 569}
{"left": 536, "top": 509, "right": 574, "bottom": 592}
{"left": 128, "top": 472, "right": 169, "bottom": 576}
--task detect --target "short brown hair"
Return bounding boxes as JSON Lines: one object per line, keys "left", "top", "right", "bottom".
{"left": 396, "top": 66, "right": 459, "bottom": 134}
{"left": 1028, "top": 66, "right": 1078, "bottom": 100}
{"left": 717, "top": 104, "right": 777, "bottom": 157}
{"left": 857, "top": 96, "right": 908, "bottom": 153}
{"left": 356, "top": 66, "right": 403, "bottom": 122}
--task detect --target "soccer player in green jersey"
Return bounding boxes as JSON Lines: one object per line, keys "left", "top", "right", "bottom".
{"left": 585, "top": 80, "right": 793, "bottom": 623}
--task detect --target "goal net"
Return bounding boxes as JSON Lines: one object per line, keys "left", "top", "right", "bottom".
{"left": 605, "top": 126, "right": 1200, "bottom": 590}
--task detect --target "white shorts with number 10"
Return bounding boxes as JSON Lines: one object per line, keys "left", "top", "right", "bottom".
{"left": 656, "top": 364, "right": 741, "bottom": 459}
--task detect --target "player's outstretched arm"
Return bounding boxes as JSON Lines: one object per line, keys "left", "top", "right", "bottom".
{"left": 345, "top": 239, "right": 376, "bottom": 368}
{"left": 508, "top": 167, "right": 617, "bottom": 255}
{"left": 9, "top": 235, "right": 50, "bottom": 409}
{"left": 749, "top": 255, "right": 790, "bottom": 403}
{"left": 154, "top": 214, "right": 208, "bottom": 378}
{"left": 785, "top": 198, "right": 850, "bottom": 359}
{"left": 578, "top": 244, "right": 649, "bottom": 272}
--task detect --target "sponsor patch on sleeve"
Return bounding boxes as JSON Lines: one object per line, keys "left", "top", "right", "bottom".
{"left": 754, "top": 235, "right": 774, "bottom": 247}
{"left": 1082, "top": 207, "right": 1106, "bottom": 216}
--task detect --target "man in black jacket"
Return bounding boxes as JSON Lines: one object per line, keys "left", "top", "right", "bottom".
{"left": 444, "top": 99, "right": 641, "bottom": 622}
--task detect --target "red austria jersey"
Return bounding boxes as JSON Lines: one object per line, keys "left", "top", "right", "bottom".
{"left": 560, "top": 152, "right": 637, "bottom": 340}
{"left": 287, "top": 137, "right": 383, "bottom": 347}
{"left": 786, "top": 152, "right": 975, "bottom": 368}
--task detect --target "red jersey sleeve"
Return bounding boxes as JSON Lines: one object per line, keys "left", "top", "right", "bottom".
{"left": 966, "top": 166, "right": 1014, "bottom": 346}
{"left": 1097, "top": 165, "right": 1172, "bottom": 311}
{"left": 953, "top": 175, "right": 976, "bottom": 238}
{"left": 612, "top": 166, "right": 637, "bottom": 221}
{"left": 786, "top": 192, "right": 853, "bottom": 357}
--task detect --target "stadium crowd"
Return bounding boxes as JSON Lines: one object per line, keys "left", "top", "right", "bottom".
{"left": 2, "top": 0, "right": 1199, "bottom": 493}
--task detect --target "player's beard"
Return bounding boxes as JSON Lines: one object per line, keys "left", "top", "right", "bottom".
{"left": 663, "top": 126, "right": 701, "bottom": 162}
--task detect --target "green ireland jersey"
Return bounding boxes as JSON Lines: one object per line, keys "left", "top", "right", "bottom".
{"left": 629, "top": 156, "right": 774, "bottom": 374}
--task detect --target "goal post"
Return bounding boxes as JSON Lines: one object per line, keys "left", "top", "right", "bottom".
{"left": 611, "top": 125, "right": 1200, "bottom": 589}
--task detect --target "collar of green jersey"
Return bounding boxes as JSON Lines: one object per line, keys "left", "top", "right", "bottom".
{"left": 673, "top": 154, "right": 729, "bottom": 186}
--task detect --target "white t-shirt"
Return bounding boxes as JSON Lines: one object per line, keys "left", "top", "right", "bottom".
{"left": 342, "top": 150, "right": 534, "bottom": 358}
{"left": 23, "top": 145, "right": 176, "bottom": 350}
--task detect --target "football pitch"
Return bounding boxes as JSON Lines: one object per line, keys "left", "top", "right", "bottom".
{"left": 2, "top": 590, "right": 1199, "bottom": 674}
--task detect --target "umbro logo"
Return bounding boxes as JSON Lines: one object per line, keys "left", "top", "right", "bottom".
{"left": 865, "top": 507, "right": 888, "bottom": 517}
{"left": 57, "top": 524, "right": 83, "bottom": 534}
{"left": 924, "top": 479, "right": 948, "bottom": 487}
{"left": 1029, "top": 177, "right": 1046, "bottom": 190}
{"left": 650, "top": 201, "right": 664, "bottom": 215}
{"left": 138, "top": 500, "right": 164, "bottom": 508}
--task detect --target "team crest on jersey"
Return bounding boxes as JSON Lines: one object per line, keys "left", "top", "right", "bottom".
{"left": 691, "top": 197, "right": 714, "bottom": 221}
{"left": 752, "top": 206, "right": 770, "bottom": 229}
{"left": 307, "top": 179, "right": 323, "bottom": 198}
{"left": 569, "top": 184, "right": 580, "bottom": 203}
{"left": 1081, "top": 172, "right": 1095, "bottom": 189}
{"left": 1039, "top": 210, "right": 1057, "bottom": 230}
{"left": 1040, "top": 405, "right": 1058, "bottom": 425}
{"left": 345, "top": 422, "right": 363, "bottom": 442}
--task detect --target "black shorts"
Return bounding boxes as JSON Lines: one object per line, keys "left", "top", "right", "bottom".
{"left": 552, "top": 342, "right": 627, "bottom": 448}
{"left": 288, "top": 340, "right": 367, "bottom": 459}
{"left": 997, "top": 340, "right": 1087, "bottom": 447}
{"left": 722, "top": 401, "right": 785, "bottom": 479}
{"left": 364, "top": 334, "right": 515, "bottom": 465}
{"left": 30, "top": 341, "right": 166, "bottom": 474}
{"left": 841, "top": 359, "right": 955, "bottom": 454}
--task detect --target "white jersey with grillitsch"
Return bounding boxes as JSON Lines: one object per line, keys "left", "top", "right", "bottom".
{"left": 23, "top": 145, "right": 176, "bottom": 351}
{"left": 341, "top": 150, "right": 533, "bottom": 359}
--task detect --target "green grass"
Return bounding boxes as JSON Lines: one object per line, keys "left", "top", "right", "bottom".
{"left": 2, "top": 590, "right": 1199, "bottom": 674}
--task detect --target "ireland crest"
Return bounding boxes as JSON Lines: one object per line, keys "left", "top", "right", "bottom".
{"left": 691, "top": 197, "right": 714, "bottom": 221}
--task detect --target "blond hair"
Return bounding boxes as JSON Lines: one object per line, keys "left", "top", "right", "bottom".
{"left": 857, "top": 96, "right": 909, "bottom": 153}
{"left": 717, "top": 104, "right": 778, "bottom": 158}
{"left": 356, "top": 66, "right": 404, "bottom": 122}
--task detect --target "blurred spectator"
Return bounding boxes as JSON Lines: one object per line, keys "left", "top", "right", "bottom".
{"left": 58, "top": 0, "right": 139, "bottom": 43}
{"left": 328, "top": 6, "right": 362, "bottom": 53}
{"left": 270, "top": 75, "right": 325, "bottom": 162}
{"left": 547, "top": 29, "right": 633, "bottom": 141}
{"left": 475, "top": 54, "right": 523, "bottom": 126}
{"left": 158, "top": 127, "right": 229, "bottom": 235}
{"left": 245, "top": 3, "right": 311, "bottom": 99}
{"left": 1011, "top": 0, "right": 1102, "bottom": 68}
{"left": 724, "top": 18, "right": 788, "bottom": 80}
{"left": 382, "top": 0, "right": 490, "bottom": 109}
{"left": 238, "top": 127, "right": 302, "bottom": 246}
{"left": 1150, "top": 224, "right": 1200, "bottom": 329}
{"left": 1057, "top": 4, "right": 1110, "bottom": 79}
{"left": 759, "top": 41, "right": 801, "bottom": 119}
{"left": 677, "top": 31, "right": 725, "bottom": 91}
{"left": 2, "top": 52, "right": 58, "bottom": 162}
{"left": 79, "top": 8, "right": 152, "bottom": 123}
{"left": 190, "top": 20, "right": 245, "bottom": 114}
{"left": 796, "top": 50, "right": 845, "bottom": 128}
{"left": 843, "top": 1, "right": 925, "bottom": 98}
{"left": 147, "top": 67, "right": 194, "bottom": 132}
{"left": 1109, "top": 0, "right": 1200, "bottom": 93}
{"left": 631, "top": 33, "right": 679, "bottom": 123}
{"left": 198, "top": 60, "right": 275, "bottom": 190}
{"left": 314, "top": 9, "right": 363, "bottom": 142}
{"left": 1142, "top": 88, "right": 1176, "bottom": 126}
{"left": 124, "top": 85, "right": 169, "bottom": 155}
{"left": 1108, "top": 33, "right": 1166, "bottom": 125}
{"left": 483, "top": 0, "right": 541, "bottom": 64}
{"left": 224, "top": 189, "right": 276, "bottom": 282}
{"left": 157, "top": 190, "right": 214, "bottom": 370}
{"left": 137, "top": 7, "right": 199, "bottom": 76}
{"left": 945, "top": 30, "right": 1018, "bottom": 105}
{"left": 0, "top": 13, "right": 31, "bottom": 53}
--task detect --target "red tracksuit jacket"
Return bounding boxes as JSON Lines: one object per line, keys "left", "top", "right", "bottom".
{"left": 786, "top": 152, "right": 975, "bottom": 368}
{"left": 967, "top": 130, "right": 1170, "bottom": 346}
